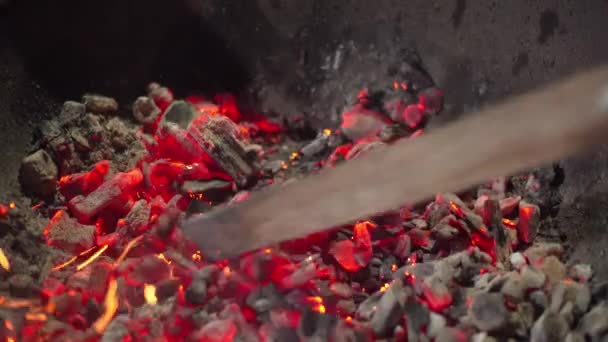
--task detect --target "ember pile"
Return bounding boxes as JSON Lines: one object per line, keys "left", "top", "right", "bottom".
{"left": 0, "top": 79, "right": 604, "bottom": 342}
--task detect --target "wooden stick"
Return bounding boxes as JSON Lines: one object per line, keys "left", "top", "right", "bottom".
{"left": 182, "top": 65, "right": 608, "bottom": 260}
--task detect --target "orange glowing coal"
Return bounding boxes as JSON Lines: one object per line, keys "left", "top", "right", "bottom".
{"left": 305, "top": 296, "right": 326, "bottom": 313}
{"left": 144, "top": 284, "right": 158, "bottom": 305}
{"left": 192, "top": 251, "right": 202, "bottom": 262}
{"left": 0, "top": 247, "right": 10, "bottom": 272}
{"left": 93, "top": 277, "right": 118, "bottom": 334}
{"left": 502, "top": 218, "right": 518, "bottom": 229}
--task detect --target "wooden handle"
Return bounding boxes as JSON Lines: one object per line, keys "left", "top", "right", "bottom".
{"left": 182, "top": 65, "right": 608, "bottom": 260}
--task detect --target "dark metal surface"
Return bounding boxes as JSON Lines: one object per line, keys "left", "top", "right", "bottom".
{"left": 1, "top": 0, "right": 608, "bottom": 276}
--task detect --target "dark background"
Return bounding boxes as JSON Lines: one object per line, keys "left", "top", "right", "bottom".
{"left": 2, "top": 0, "right": 608, "bottom": 277}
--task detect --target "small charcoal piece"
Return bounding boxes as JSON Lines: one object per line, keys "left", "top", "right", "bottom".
{"left": 82, "top": 94, "right": 119, "bottom": 114}
{"left": 19, "top": 149, "right": 58, "bottom": 199}
{"left": 188, "top": 114, "right": 258, "bottom": 188}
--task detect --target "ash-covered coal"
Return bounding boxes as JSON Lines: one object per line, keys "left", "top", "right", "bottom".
{"left": 0, "top": 74, "right": 602, "bottom": 342}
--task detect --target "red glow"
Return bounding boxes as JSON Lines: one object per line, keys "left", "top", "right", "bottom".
{"left": 422, "top": 283, "right": 452, "bottom": 311}
{"left": 59, "top": 160, "right": 110, "bottom": 199}
{"left": 502, "top": 218, "right": 518, "bottom": 229}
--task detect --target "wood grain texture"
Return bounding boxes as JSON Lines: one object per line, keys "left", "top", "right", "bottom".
{"left": 183, "top": 65, "right": 608, "bottom": 260}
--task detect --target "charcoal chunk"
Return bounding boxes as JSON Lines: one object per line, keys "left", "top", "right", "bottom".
{"left": 45, "top": 210, "right": 96, "bottom": 254}
{"left": 9, "top": 274, "right": 33, "bottom": 297}
{"left": 186, "top": 278, "right": 208, "bottom": 305}
{"left": 82, "top": 94, "right": 118, "bottom": 114}
{"left": 19, "top": 149, "right": 58, "bottom": 198}
{"left": 132, "top": 96, "right": 161, "bottom": 124}
{"left": 469, "top": 293, "right": 508, "bottom": 331}
{"left": 59, "top": 101, "right": 86, "bottom": 124}
{"left": 530, "top": 310, "right": 569, "bottom": 342}
{"left": 298, "top": 309, "right": 337, "bottom": 340}
{"left": 371, "top": 281, "right": 406, "bottom": 337}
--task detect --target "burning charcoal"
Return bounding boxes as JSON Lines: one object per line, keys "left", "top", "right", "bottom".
{"left": 300, "top": 134, "right": 329, "bottom": 158}
{"left": 19, "top": 149, "right": 58, "bottom": 199}
{"left": 394, "top": 234, "right": 412, "bottom": 260}
{"left": 38, "top": 119, "right": 63, "bottom": 145}
{"left": 538, "top": 255, "right": 566, "bottom": 283}
{"left": 88, "top": 261, "right": 113, "bottom": 301}
{"left": 384, "top": 93, "right": 417, "bottom": 122}
{"left": 148, "top": 83, "right": 174, "bottom": 110}
{"left": 422, "top": 276, "right": 453, "bottom": 311}
{"left": 403, "top": 298, "right": 430, "bottom": 341}
{"left": 469, "top": 293, "right": 509, "bottom": 332}
{"left": 37, "top": 320, "right": 78, "bottom": 341}
{"left": 181, "top": 180, "right": 233, "bottom": 202}
{"left": 377, "top": 123, "right": 409, "bottom": 142}
{"left": 68, "top": 169, "right": 143, "bottom": 222}
{"left": 512, "top": 302, "right": 536, "bottom": 336}
{"left": 298, "top": 309, "right": 337, "bottom": 340}
{"left": 132, "top": 96, "right": 161, "bottom": 125}
{"left": 279, "top": 260, "right": 316, "bottom": 288}
{"left": 499, "top": 196, "right": 521, "bottom": 217}
{"left": 524, "top": 243, "right": 564, "bottom": 265}
{"left": 128, "top": 255, "right": 171, "bottom": 285}
{"left": 356, "top": 292, "right": 382, "bottom": 321}
{"left": 417, "top": 87, "right": 444, "bottom": 115}
{"left": 330, "top": 321, "right": 369, "bottom": 342}
{"left": 155, "top": 278, "right": 180, "bottom": 303}
{"left": 336, "top": 299, "right": 357, "bottom": 316}
{"left": 262, "top": 326, "right": 300, "bottom": 342}
{"left": 106, "top": 117, "right": 136, "bottom": 150}
{"left": 500, "top": 272, "right": 526, "bottom": 302}
{"left": 428, "top": 312, "right": 447, "bottom": 338}
{"left": 331, "top": 222, "right": 373, "bottom": 272}
{"left": 345, "top": 139, "right": 386, "bottom": 160}
{"left": 401, "top": 105, "right": 425, "bottom": 129}
{"left": 186, "top": 278, "right": 208, "bottom": 305}
{"left": 340, "top": 104, "right": 390, "bottom": 141}
{"left": 529, "top": 290, "right": 549, "bottom": 312}
{"left": 67, "top": 267, "right": 92, "bottom": 290}
{"left": 188, "top": 114, "right": 258, "bottom": 188}
{"left": 578, "top": 305, "right": 608, "bottom": 340}
{"left": 570, "top": 264, "right": 593, "bottom": 282}
{"left": 160, "top": 100, "right": 198, "bottom": 130}
{"left": 122, "top": 199, "right": 151, "bottom": 236}
{"left": 102, "top": 315, "right": 130, "bottom": 342}
{"left": 219, "top": 304, "right": 259, "bottom": 342}
{"left": 550, "top": 281, "right": 591, "bottom": 315}
{"left": 187, "top": 318, "right": 238, "bottom": 342}
{"left": 330, "top": 282, "right": 353, "bottom": 299}
{"left": 59, "top": 101, "right": 86, "bottom": 124}
{"left": 52, "top": 290, "right": 84, "bottom": 320}
{"left": 71, "top": 130, "right": 91, "bottom": 152}
{"left": 82, "top": 94, "right": 119, "bottom": 114}
{"left": 435, "top": 327, "right": 468, "bottom": 342}
{"left": 530, "top": 310, "right": 569, "bottom": 342}
{"left": 509, "top": 252, "right": 527, "bottom": 270}
{"left": 262, "top": 160, "right": 286, "bottom": 175}
{"left": 521, "top": 266, "right": 547, "bottom": 290}
{"left": 433, "top": 221, "right": 460, "bottom": 241}
{"left": 518, "top": 201, "right": 540, "bottom": 244}
{"left": 371, "top": 281, "right": 406, "bottom": 337}
{"left": 565, "top": 332, "right": 585, "bottom": 342}
{"left": 45, "top": 210, "right": 96, "bottom": 254}
{"left": 408, "top": 228, "right": 435, "bottom": 251}
{"left": 8, "top": 274, "right": 33, "bottom": 297}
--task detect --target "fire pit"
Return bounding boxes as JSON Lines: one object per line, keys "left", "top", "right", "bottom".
{"left": 2, "top": 1, "right": 608, "bottom": 341}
